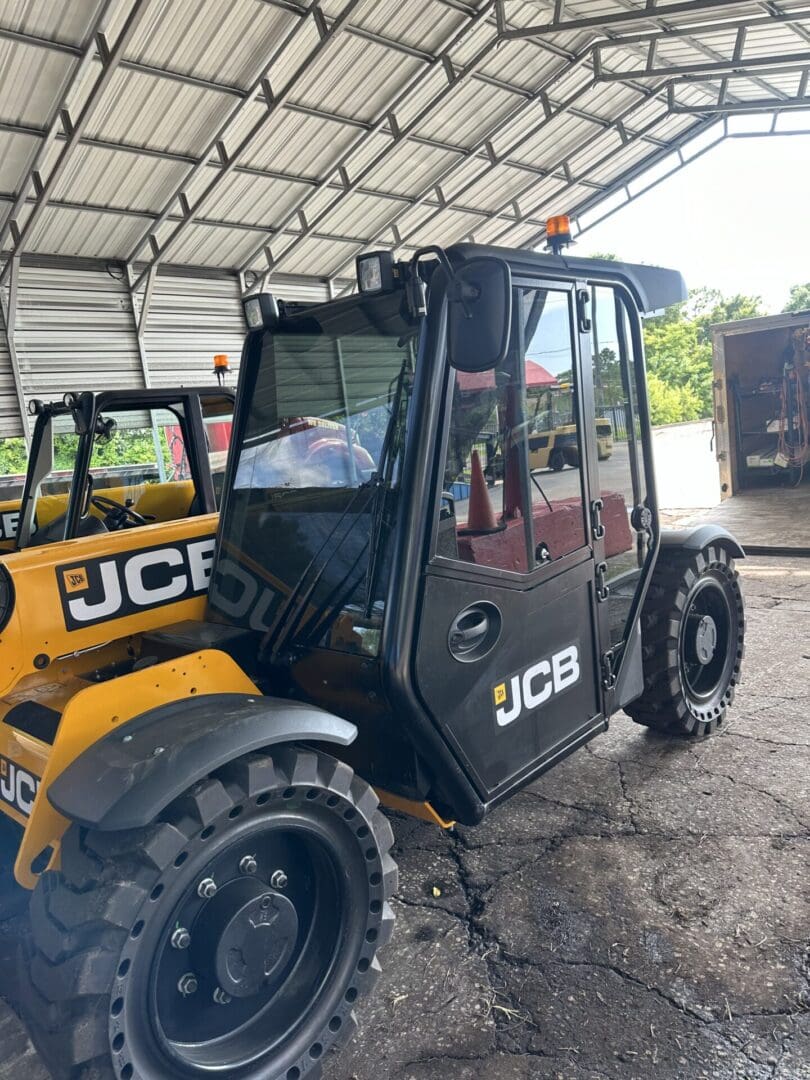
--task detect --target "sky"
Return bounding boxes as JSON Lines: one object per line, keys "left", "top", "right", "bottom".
{"left": 576, "top": 130, "right": 810, "bottom": 314}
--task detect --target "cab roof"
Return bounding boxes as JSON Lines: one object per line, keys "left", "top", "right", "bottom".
{"left": 447, "top": 243, "right": 687, "bottom": 316}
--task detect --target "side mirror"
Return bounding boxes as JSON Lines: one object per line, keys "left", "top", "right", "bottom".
{"left": 447, "top": 258, "right": 512, "bottom": 373}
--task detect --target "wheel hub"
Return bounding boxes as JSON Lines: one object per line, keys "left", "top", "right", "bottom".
{"left": 692, "top": 613, "right": 717, "bottom": 665}
{"left": 195, "top": 879, "right": 299, "bottom": 999}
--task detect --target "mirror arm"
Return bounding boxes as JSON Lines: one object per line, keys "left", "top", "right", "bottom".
{"left": 406, "top": 245, "right": 454, "bottom": 318}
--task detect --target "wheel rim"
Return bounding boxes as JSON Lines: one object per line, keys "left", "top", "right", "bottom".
{"left": 678, "top": 574, "right": 735, "bottom": 705}
{"left": 146, "top": 812, "right": 355, "bottom": 1074}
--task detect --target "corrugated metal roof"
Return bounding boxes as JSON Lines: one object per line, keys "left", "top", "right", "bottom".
{"left": 0, "top": 0, "right": 807, "bottom": 289}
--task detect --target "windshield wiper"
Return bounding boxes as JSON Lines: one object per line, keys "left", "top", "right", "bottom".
{"left": 259, "top": 479, "right": 374, "bottom": 662}
{"left": 362, "top": 358, "right": 411, "bottom": 617}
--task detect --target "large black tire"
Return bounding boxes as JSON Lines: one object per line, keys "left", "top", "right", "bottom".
{"left": 23, "top": 747, "right": 397, "bottom": 1080}
{"left": 626, "top": 543, "right": 744, "bottom": 737}
{"left": 0, "top": 816, "right": 27, "bottom": 918}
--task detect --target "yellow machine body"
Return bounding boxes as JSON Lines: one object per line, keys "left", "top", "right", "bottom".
{"left": 0, "top": 513, "right": 230, "bottom": 886}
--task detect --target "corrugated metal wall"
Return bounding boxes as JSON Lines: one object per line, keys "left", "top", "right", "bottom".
{"left": 144, "top": 275, "right": 246, "bottom": 389}
{"left": 0, "top": 263, "right": 330, "bottom": 440}
{"left": 142, "top": 272, "right": 329, "bottom": 388}
{"left": 16, "top": 266, "right": 142, "bottom": 403}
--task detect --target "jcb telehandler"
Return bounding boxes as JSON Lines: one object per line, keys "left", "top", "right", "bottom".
{"left": 0, "top": 244, "right": 744, "bottom": 1080}
{"left": 0, "top": 386, "right": 234, "bottom": 550}
{"left": 0, "top": 386, "right": 234, "bottom": 902}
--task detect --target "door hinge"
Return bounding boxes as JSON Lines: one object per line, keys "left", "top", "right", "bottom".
{"left": 595, "top": 561, "right": 609, "bottom": 602}
{"left": 600, "top": 648, "right": 617, "bottom": 691}
{"left": 590, "top": 498, "right": 605, "bottom": 540}
{"left": 601, "top": 649, "right": 617, "bottom": 691}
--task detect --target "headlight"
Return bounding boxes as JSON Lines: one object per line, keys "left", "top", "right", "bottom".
{"left": 356, "top": 251, "right": 395, "bottom": 294}
{"left": 241, "top": 293, "right": 279, "bottom": 331}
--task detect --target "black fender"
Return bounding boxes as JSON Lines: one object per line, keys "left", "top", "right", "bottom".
{"left": 47, "top": 694, "right": 357, "bottom": 831}
{"left": 659, "top": 525, "right": 745, "bottom": 559}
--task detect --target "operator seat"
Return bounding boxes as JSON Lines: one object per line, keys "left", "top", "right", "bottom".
{"left": 33, "top": 512, "right": 108, "bottom": 545}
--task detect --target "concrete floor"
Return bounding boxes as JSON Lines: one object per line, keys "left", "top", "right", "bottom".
{"left": 333, "top": 555, "right": 810, "bottom": 1080}
{"left": 0, "top": 553, "right": 808, "bottom": 1079}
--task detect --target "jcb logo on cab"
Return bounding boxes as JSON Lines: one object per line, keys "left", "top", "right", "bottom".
{"left": 493, "top": 645, "right": 581, "bottom": 727}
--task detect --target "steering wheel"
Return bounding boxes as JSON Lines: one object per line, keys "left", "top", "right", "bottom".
{"left": 91, "top": 494, "right": 155, "bottom": 530}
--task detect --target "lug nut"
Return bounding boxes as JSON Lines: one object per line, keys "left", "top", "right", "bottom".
{"left": 171, "top": 927, "right": 191, "bottom": 950}
{"left": 213, "top": 988, "right": 232, "bottom": 1005}
{"left": 178, "top": 973, "right": 198, "bottom": 997}
{"left": 197, "top": 877, "right": 217, "bottom": 899}
{"left": 270, "top": 870, "right": 288, "bottom": 890}
{"left": 239, "top": 855, "right": 258, "bottom": 876}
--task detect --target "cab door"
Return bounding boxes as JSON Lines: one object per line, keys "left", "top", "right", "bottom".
{"left": 413, "top": 279, "right": 607, "bottom": 804}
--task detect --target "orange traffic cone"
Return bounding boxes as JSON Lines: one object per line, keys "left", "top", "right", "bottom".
{"left": 466, "top": 449, "right": 498, "bottom": 532}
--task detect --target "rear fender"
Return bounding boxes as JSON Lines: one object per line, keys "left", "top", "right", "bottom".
{"left": 659, "top": 526, "right": 745, "bottom": 559}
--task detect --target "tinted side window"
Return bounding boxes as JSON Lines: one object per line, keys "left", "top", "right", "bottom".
{"left": 437, "top": 286, "right": 588, "bottom": 572}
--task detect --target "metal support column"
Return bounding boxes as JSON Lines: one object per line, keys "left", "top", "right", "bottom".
{"left": 0, "top": 257, "right": 31, "bottom": 447}
{"left": 126, "top": 264, "right": 166, "bottom": 481}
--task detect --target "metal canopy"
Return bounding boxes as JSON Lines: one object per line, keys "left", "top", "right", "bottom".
{"left": 0, "top": 0, "right": 808, "bottom": 298}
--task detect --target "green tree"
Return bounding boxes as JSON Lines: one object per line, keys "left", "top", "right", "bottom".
{"left": 643, "top": 288, "right": 764, "bottom": 424}
{"left": 643, "top": 317, "right": 713, "bottom": 417}
{"left": 783, "top": 283, "right": 810, "bottom": 313}
{"left": 646, "top": 372, "right": 702, "bottom": 426}
{"left": 0, "top": 438, "right": 28, "bottom": 477}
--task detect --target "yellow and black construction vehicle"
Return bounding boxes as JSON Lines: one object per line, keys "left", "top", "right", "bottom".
{"left": 1, "top": 245, "right": 744, "bottom": 1080}
{"left": 0, "top": 385, "right": 234, "bottom": 904}
{"left": 0, "top": 387, "right": 234, "bottom": 550}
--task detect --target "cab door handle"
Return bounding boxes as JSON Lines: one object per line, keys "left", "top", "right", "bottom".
{"left": 448, "top": 604, "right": 501, "bottom": 662}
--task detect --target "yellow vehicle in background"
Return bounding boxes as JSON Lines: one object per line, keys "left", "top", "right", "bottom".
{"left": 0, "top": 384, "right": 235, "bottom": 911}
{"left": 596, "top": 417, "right": 614, "bottom": 460}
{"left": 0, "top": 387, "right": 233, "bottom": 550}
{"left": 527, "top": 381, "right": 613, "bottom": 471}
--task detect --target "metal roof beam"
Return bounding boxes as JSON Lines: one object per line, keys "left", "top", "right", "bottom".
{"left": 498, "top": 0, "right": 754, "bottom": 38}
{"left": 235, "top": 1, "right": 506, "bottom": 276}
{"left": 0, "top": 192, "right": 395, "bottom": 250}
{"left": 0, "top": 0, "right": 118, "bottom": 255}
{"left": 596, "top": 5, "right": 810, "bottom": 50}
{"left": 596, "top": 49, "right": 810, "bottom": 81}
{"left": 0, "top": 183, "right": 558, "bottom": 239}
{"left": 670, "top": 89, "right": 810, "bottom": 112}
{"left": 668, "top": 69, "right": 810, "bottom": 111}
{"left": 0, "top": 0, "right": 153, "bottom": 288}
{"left": 129, "top": 0, "right": 366, "bottom": 291}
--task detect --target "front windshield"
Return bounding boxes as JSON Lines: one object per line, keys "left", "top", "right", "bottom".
{"left": 211, "top": 290, "right": 416, "bottom": 658}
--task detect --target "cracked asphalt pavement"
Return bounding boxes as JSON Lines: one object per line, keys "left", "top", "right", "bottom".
{"left": 1, "top": 555, "right": 808, "bottom": 1079}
